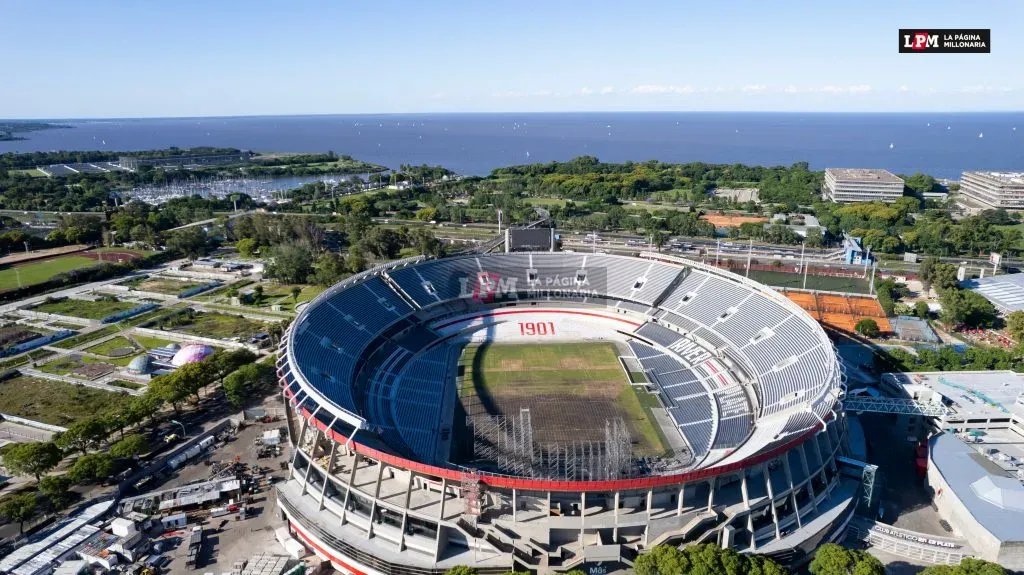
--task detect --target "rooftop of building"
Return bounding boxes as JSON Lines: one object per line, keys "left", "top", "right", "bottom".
{"left": 883, "top": 370, "right": 1024, "bottom": 420}
{"left": 961, "top": 273, "right": 1024, "bottom": 313}
{"left": 825, "top": 168, "right": 904, "bottom": 184}
{"left": 930, "top": 432, "right": 1024, "bottom": 543}
{"left": 963, "top": 171, "right": 1024, "bottom": 185}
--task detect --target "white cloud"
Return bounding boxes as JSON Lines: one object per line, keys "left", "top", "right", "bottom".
{"left": 899, "top": 85, "right": 910, "bottom": 92}
{"left": 782, "top": 85, "right": 801, "bottom": 94}
{"left": 848, "top": 84, "right": 872, "bottom": 93}
{"left": 600, "top": 86, "right": 614, "bottom": 95}
{"left": 961, "top": 85, "right": 1015, "bottom": 94}
{"left": 631, "top": 84, "right": 695, "bottom": 95}
{"left": 579, "top": 87, "right": 593, "bottom": 96}
{"left": 742, "top": 84, "right": 767, "bottom": 93}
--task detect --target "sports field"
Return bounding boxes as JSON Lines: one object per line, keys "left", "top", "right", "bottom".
{"left": 458, "top": 342, "right": 670, "bottom": 457}
{"left": 0, "top": 255, "right": 96, "bottom": 290}
{"left": 744, "top": 269, "right": 871, "bottom": 294}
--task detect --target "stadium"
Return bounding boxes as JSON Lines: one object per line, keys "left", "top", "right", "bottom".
{"left": 274, "top": 252, "right": 858, "bottom": 574}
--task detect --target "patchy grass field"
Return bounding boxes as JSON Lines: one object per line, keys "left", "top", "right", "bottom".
{"left": 83, "top": 336, "right": 139, "bottom": 357}
{"left": 0, "top": 255, "right": 97, "bottom": 290}
{"left": 171, "top": 311, "right": 268, "bottom": 340}
{"left": 459, "top": 342, "right": 669, "bottom": 456}
{"left": 123, "top": 276, "right": 204, "bottom": 295}
{"left": 131, "top": 334, "right": 176, "bottom": 350}
{"left": 33, "top": 298, "right": 138, "bottom": 320}
{"left": 259, "top": 284, "right": 325, "bottom": 312}
{"left": 0, "top": 375, "right": 133, "bottom": 426}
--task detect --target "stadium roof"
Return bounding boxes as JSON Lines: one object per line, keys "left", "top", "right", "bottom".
{"left": 931, "top": 432, "right": 1024, "bottom": 543}
{"left": 961, "top": 273, "right": 1024, "bottom": 313}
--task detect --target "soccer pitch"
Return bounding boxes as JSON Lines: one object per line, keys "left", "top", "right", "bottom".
{"left": 459, "top": 342, "right": 671, "bottom": 457}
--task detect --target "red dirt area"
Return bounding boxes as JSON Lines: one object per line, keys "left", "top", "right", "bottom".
{"left": 81, "top": 250, "right": 144, "bottom": 263}
{"left": 700, "top": 213, "right": 768, "bottom": 228}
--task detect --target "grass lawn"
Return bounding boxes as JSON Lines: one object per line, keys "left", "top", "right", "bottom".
{"left": 0, "top": 375, "right": 133, "bottom": 426}
{"left": 461, "top": 342, "right": 669, "bottom": 456}
{"left": 466, "top": 342, "right": 625, "bottom": 391}
{"left": 172, "top": 311, "right": 268, "bottom": 340}
{"left": 744, "top": 269, "right": 871, "bottom": 294}
{"left": 126, "top": 277, "right": 205, "bottom": 295}
{"left": 260, "top": 284, "right": 325, "bottom": 312}
{"left": 8, "top": 168, "right": 46, "bottom": 178}
{"left": 522, "top": 196, "right": 569, "bottom": 207}
{"left": 109, "top": 379, "right": 144, "bottom": 390}
{"left": 0, "top": 255, "right": 97, "bottom": 290}
{"left": 83, "top": 336, "right": 138, "bottom": 357}
{"left": 131, "top": 334, "right": 176, "bottom": 350}
{"left": 33, "top": 298, "right": 138, "bottom": 320}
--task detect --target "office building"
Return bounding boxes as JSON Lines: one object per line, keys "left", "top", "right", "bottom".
{"left": 823, "top": 168, "right": 905, "bottom": 203}
{"left": 958, "top": 172, "right": 1024, "bottom": 211}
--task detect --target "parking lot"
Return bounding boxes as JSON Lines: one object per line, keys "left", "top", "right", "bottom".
{"left": 137, "top": 412, "right": 291, "bottom": 574}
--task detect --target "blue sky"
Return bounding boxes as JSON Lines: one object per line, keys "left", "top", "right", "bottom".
{"left": 2, "top": 0, "right": 1021, "bottom": 118}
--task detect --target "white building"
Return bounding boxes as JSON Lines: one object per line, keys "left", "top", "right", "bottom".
{"left": 958, "top": 172, "right": 1024, "bottom": 211}
{"left": 823, "top": 168, "right": 905, "bottom": 203}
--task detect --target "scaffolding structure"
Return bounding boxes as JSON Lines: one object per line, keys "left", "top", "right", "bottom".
{"left": 467, "top": 410, "right": 636, "bottom": 481}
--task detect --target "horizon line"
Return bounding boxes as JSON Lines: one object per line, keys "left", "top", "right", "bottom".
{"left": 4, "top": 109, "right": 1024, "bottom": 122}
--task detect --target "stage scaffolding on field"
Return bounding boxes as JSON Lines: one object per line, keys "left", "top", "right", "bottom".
{"left": 466, "top": 409, "right": 636, "bottom": 481}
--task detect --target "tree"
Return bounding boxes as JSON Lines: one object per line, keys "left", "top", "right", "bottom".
{"left": 147, "top": 374, "right": 189, "bottom": 416}
{"left": 635, "top": 543, "right": 788, "bottom": 575}
{"left": 236, "top": 237, "right": 258, "bottom": 258}
{"left": 110, "top": 434, "right": 150, "bottom": 459}
{"left": 0, "top": 441, "right": 62, "bottom": 480}
{"left": 265, "top": 244, "right": 314, "bottom": 284}
{"left": 443, "top": 567, "right": 477, "bottom": 575}
{"left": 39, "top": 475, "right": 74, "bottom": 509}
{"left": 54, "top": 417, "right": 109, "bottom": 455}
{"left": 313, "top": 252, "right": 348, "bottom": 286}
{"left": 290, "top": 286, "right": 302, "bottom": 302}
{"left": 165, "top": 226, "right": 212, "bottom": 259}
{"left": 223, "top": 362, "right": 277, "bottom": 408}
{"left": 253, "top": 284, "right": 264, "bottom": 303}
{"left": 809, "top": 543, "right": 883, "bottom": 575}
{"left": 921, "top": 557, "right": 1007, "bottom": 575}
{"left": 1007, "top": 310, "right": 1024, "bottom": 342}
{"left": 0, "top": 493, "right": 37, "bottom": 534}
{"left": 920, "top": 256, "right": 939, "bottom": 295}
{"left": 68, "top": 453, "right": 114, "bottom": 484}
{"left": 940, "top": 288, "right": 998, "bottom": 328}
{"left": 915, "top": 300, "right": 931, "bottom": 320}
{"left": 855, "top": 318, "right": 881, "bottom": 338}
{"left": 347, "top": 245, "right": 367, "bottom": 273}
{"left": 361, "top": 227, "right": 404, "bottom": 259}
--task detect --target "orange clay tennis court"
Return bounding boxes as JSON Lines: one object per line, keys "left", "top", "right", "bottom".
{"left": 782, "top": 290, "right": 891, "bottom": 335}
{"left": 700, "top": 214, "right": 769, "bottom": 227}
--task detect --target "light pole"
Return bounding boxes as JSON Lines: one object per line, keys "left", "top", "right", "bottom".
{"left": 170, "top": 419, "right": 186, "bottom": 437}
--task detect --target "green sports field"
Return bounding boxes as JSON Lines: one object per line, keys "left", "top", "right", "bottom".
{"left": 458, "top": 342, "right": 670, "bottom": 457}
{"left": 0, "top": 255, "right": 96, "bottom": 290}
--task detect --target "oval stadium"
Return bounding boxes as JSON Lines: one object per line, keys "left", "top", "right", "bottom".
{"left": 274, "top": 251, "right": 855, "bottom": 575}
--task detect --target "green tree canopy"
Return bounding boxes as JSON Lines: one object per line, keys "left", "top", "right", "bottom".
{"left": 313, "top": 252, "right": 348, "bottom": 286}
{"left": 0, "top": 493, "right": 37, "bottom": 534}
{"left": 110, "top": 434, "right": 150, "bottom": 459}
{"left": 223, "top": 362, "right": 277, "bottom": 408}
{"left": 920, "top": 557, "right": 1007, "bottom": 575}
{"left": 635, "top": 543, "right": 788, "bottom": 575}
{"left": 0, "top": 441, "right": 62, "bottom": 480}
{"left": 68, "top": 453, "right": 114, "bottom": 484}
{"left": 265, "top": 243, "right": 314, "bottom": 284}
{"left": 855, "top": 318, "right": 881, "bottom": 338}
{"left": 236, "top": 237, "right": 258, "bottom": 258}
{"left": 809, "top": 543, "right": 884, "bottom": 575}
{"left": 1006, "top": 311, "right": 1024, "bottom": 342}
{"left": 54, "top": 417, "right": 109, "bottom": 455}
{"left": 39, "top": 474, "right": 75, "bottom": 509}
